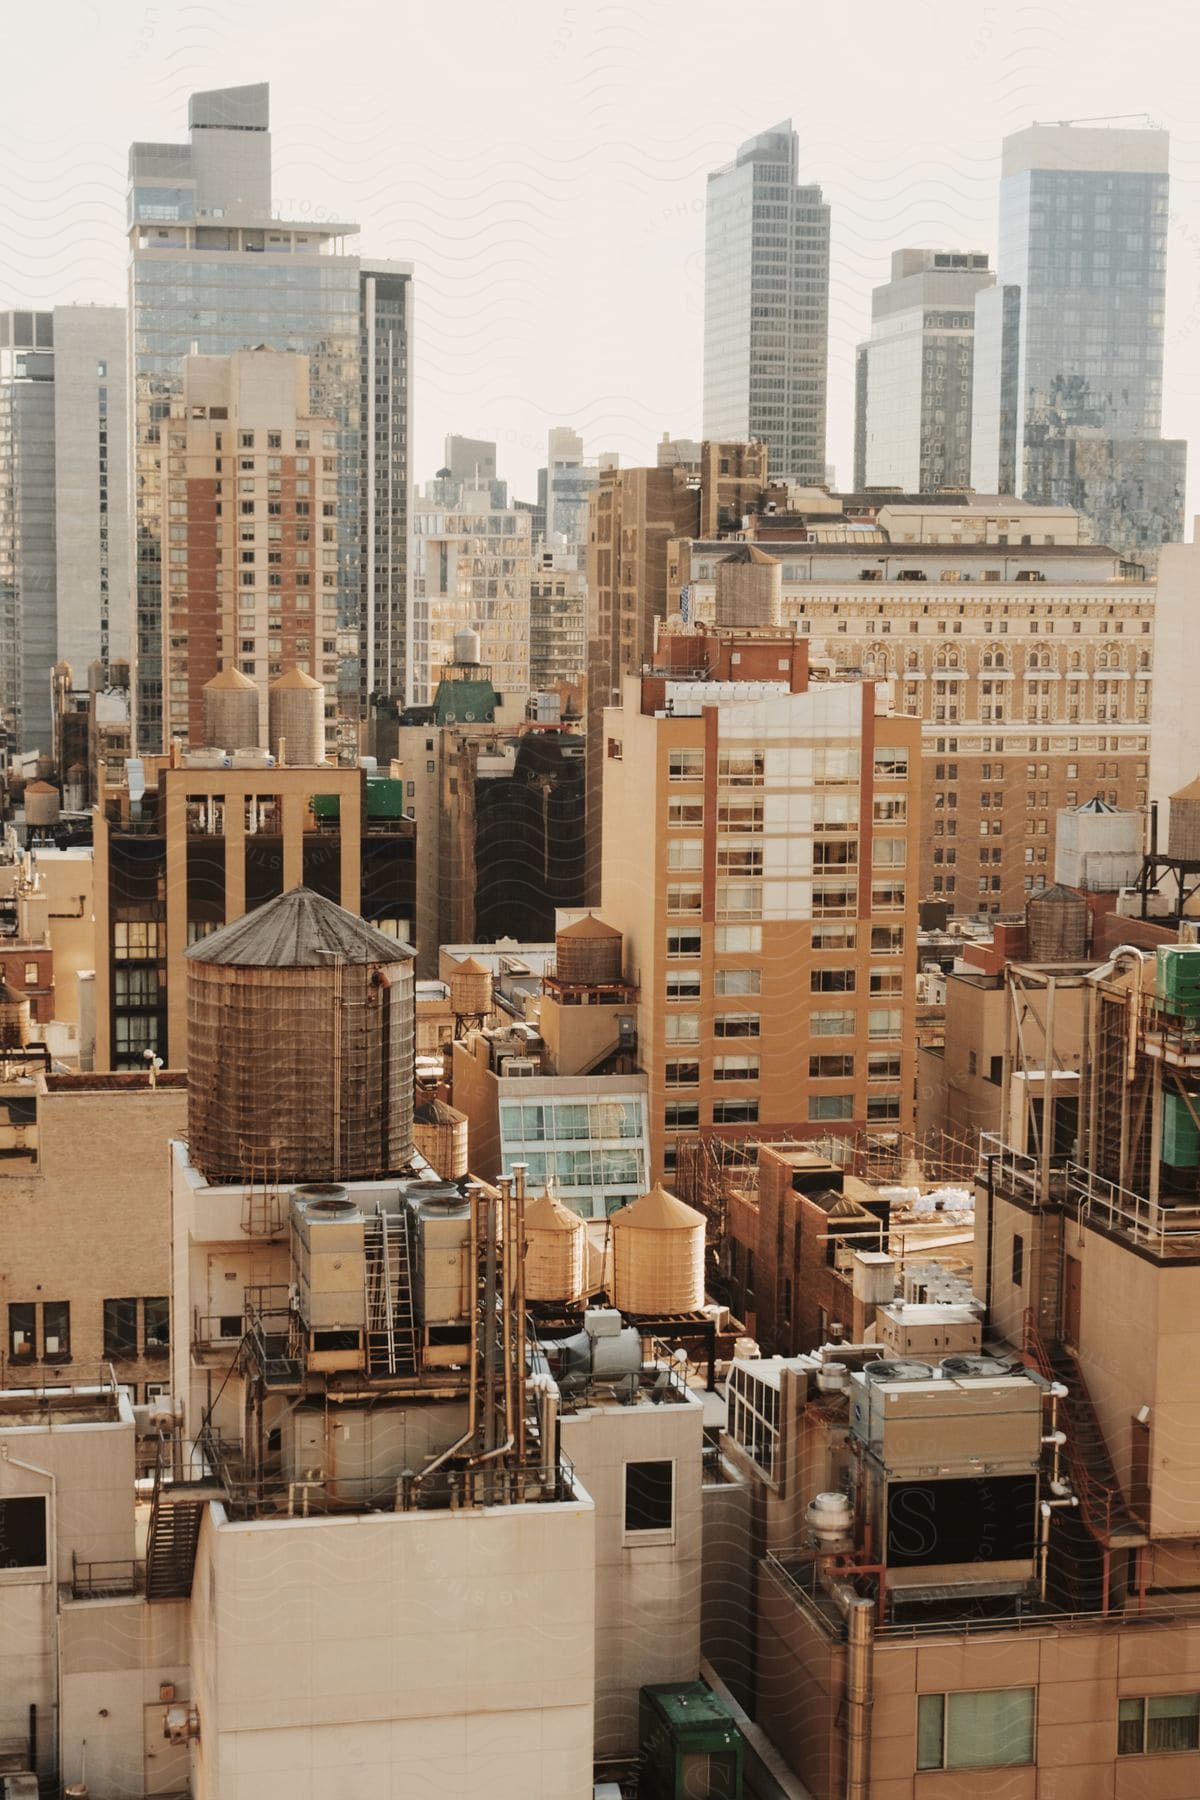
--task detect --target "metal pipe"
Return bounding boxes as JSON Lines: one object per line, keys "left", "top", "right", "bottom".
{"left": 513, "top": 1162, "right": 528, "bottom": 1463}
{"left": 482, "top": 1185, "right": 500, "bottom": 1455}
{"left": 496, "top": 1177, "right": 515, "bottom": 1454}
{"left": 829, "top": 1583, "right": 873, "bottom": 1800}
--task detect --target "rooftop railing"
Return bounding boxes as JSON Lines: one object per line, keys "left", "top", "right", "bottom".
{"left": 979, "top": 1133, "right": 1200, "bottom": 1257}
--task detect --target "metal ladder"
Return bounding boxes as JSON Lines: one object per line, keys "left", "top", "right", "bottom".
{"left": 365, "top": 1211, "right": 418, "bottom": 1377}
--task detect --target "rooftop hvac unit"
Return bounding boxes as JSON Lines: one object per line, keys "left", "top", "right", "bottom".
{"left": 862, "top": 1359, "right": 933, "bottom": 1384}
{"left": 499, "top": 1056, "right": 538, "bottom": 1077}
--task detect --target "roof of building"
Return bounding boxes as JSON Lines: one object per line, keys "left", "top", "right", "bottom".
{"left": 185, "top": 886, "right": 412, "bottom": 968}
{"left": 611, "top": 1181, "right": 704, "bottom": 1232}
{"left": 205, "top": 666, "right": 258, "bottom": 692}
{"left": 269, "top": 667, "right": 321, "bottom": 690}
{"left": 557, "top": 913, "right": 622, "bottom": 940}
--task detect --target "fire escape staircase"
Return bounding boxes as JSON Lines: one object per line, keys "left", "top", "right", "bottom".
{"left": 364, "top": 1209, "right": 418, "bottom": 1378}
{"left": 145, "top": 1456, "right": 225, "bottom": 1602}
{"left": 1024, "top": 1317, "right": 1148, "bottom": 1550}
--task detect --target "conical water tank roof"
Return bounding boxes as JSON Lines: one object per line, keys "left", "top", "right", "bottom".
{"left": 524, "top": 1182, "right": 586, "bottom": 1303}
{"left": 186, "top": 887, "right": 415, "bottom": 1183}
{"left": 268, "top": 665, "right": 325, "bottom": 766}
{"left": 204, "top": 664, "right": 260, "bottom": 752}
{"left": 611, "top": 1181, "right": 705, "bottom": 1313}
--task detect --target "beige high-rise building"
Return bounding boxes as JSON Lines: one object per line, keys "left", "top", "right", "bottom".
{"left": 584, "top": 442, "right": 770, "bottom": 904}
{"left": 598, "top": 625, "right": 921, "bottom": 1180}
{"left": 670, "top": 501, "right": 1155, "bottom": 915}
{"left": 171, "top": 349, "right": 341, "bottom": 752}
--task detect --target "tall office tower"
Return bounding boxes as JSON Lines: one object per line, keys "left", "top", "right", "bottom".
{"left": 444, "top": 434, "right": 506, "bottom": 508}
{"left": 972, "top": 123, "right": 1185, "bottom": 559}
{"left": 545, "top": 427, "right": 598, "bottom": 548}
{"left": 173, "top": 349, "right": 339, "bottom": 751}
{"left": 361, "top": 263, "right": 413, "bottom": 705}
{"left": 853, "top": 250, "right": 994, "bottom": 494}
{"left": 408, "top": 482, "right": 531, "bottom": 706}
{"left": 128, "top": 84, "right": 411, "bottom": 752}
{"left": 600, "top": 628, "right": 920, "bottom": 1181}
{"left": 703, "top": 121, "right": 830, "bottom": 484}
{"left": 0, "top": 306, "right": 129, "bottom": 755}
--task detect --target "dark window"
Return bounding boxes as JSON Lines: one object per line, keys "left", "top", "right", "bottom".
{"left": 0, "top": 1495, "right": 48, "bottom": 1568}
{"left": 1011, "top": 1236, "right": 1024, "bottom": 1289}
{"left": 103, "top": 1298, "right": 138, "bottom": 1359}
{"left": 624, "top": 1460, "right": 674, "bottom": 1534}
{"left": 42, "top": 1301, "right": 70, "bottom": 1362}
{"left": 8, "top": 1302, "right": 35, "bottom": 1363}
{"left": 144, "top": 1297, "right": 170, "bottom": 1356}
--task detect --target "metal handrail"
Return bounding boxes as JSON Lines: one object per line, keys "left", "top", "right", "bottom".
{"left": 1023, "top": 1312, "right": 1142, "bottom": 1543}
{"left": 981, "top": 1135, "right": 1200, "bottom": 1256}
{"left": 765, "top": 1552, "right": 1186, "bottom": 1643}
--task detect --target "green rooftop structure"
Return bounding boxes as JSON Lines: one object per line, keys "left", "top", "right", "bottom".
{"left": 638, "top": 1682, "right": 744, "bottom": 1799}
{"left": 432, "top": 674, "right": 497, "bottom": 727}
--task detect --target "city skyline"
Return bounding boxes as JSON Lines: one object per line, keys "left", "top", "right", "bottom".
{"left": 0, "top": 1, "right": 1198, "bottom": 520}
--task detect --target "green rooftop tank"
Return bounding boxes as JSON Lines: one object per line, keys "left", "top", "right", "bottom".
{"left": 1155, "top": 945, "right": 1200, "bottom": 1019}
{"left": 638, "top": 1682, "right": 744, "bottom": 1800}
{"left": 311, "top": 777, "right": 405, "bottom": 824}
{"left": 1162, "top": 1091, "right": 1200, "bottom": 1169}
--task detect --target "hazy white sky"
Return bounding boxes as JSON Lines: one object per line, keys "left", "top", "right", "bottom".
{"left": 3, "top": 0, "right": 1200, "bottom": 520}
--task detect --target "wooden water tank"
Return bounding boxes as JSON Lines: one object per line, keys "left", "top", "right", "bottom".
{"left": 204, "top": 665, "right": 260, "bottom": 752}
{"left": 450, "top": 956, "right": 493, "bottom": 1017}
{"left": 24, "top": 781, "right": 60, "bottom": 827}
{"left": 1169, "top": 777, "right": 1200, "bottom": 861}
{"left": 413, "top": 1097, "right": 469, "bottom": 1179}
{"left": 611, "top": 1182, "right": 705, "bottom": 1314}
{"left": 524, "top": 1183, "right": 586, "bottom": 1303}
{"left": 555, "top": 914, "right": 622, "bottom": 985}
{"left": 1025, "top": 884, "right": 1088, "bottom": 962}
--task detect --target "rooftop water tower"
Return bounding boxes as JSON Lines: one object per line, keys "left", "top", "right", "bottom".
{"left": 186, "top": 886, "right": 415, "bottom": 1183}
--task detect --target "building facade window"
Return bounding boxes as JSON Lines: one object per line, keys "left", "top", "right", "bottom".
{"left": 624, "top": 1460, "right": 675, "bottom": 1537}
{"left": 1118, "top": 1695, "right": 1200, "bottom": 1756}
{"left": 917, "top": 1688, "right": 1035, "bottom": 1772}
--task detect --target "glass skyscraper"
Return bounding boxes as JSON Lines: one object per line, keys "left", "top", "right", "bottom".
{"left": 128, "top": 84, "right": 411, "bottom": 751}
{"left": 0, "top": 307, "right": 129, "bottom": 754}
{"left": 853, "top": 250, "right": 994, "bottom": 494}
{"left": 703, "top": 120, "right": 830, "bottom": 485}
{"left": 972, "top": 124, "right": 1185, "bottom": 558}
